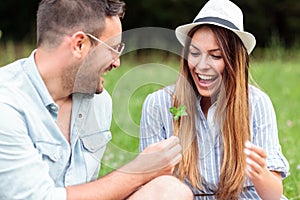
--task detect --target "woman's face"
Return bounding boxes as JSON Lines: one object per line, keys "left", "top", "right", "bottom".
{"left": 187, "top": 26, "right": 225, "bottom": 98}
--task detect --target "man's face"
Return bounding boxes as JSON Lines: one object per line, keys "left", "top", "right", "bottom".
{"left": 73, "top": 16, "right": 123, "bottom": 94}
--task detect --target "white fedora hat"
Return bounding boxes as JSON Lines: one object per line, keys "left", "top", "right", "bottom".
{"left": 175, "top": 0, "right": 256, "bottom": 54}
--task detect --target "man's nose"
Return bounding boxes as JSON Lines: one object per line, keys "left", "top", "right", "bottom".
{"left": 111, "top": 58, "right": 121, "bottom": 68}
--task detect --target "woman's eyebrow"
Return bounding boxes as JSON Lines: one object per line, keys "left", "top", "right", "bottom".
{"left": 190, "top": 43, "right": 200, "bottom": 51}
{"left": 190, "top": 44, "right": 220, "bottom": 53}
{"left": 208, "top": 48, "right": 221, "bottom": 53}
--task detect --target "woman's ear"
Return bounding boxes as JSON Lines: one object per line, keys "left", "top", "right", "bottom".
{"left": 70, "top": 31, "right": 90, "bottom": 59}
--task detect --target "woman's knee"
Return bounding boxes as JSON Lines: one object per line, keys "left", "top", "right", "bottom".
{"left": 129, "top": 175, "right": 193, "bottom": 200}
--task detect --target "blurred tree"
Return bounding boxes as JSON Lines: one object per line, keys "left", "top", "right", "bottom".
{"left": 232, "top": 0, "right": 300, "bottom": 47}
{"left": 0, "top": 0, "right": 299, "bottom": 47}
{"left": 0, "top": 0, "right": 39, "bottom": 41}
{"left": 123, "top": 0, "right": 299, "bottom": 47}
{"left": 123, "top": 0, "right": 203, "bottom": 29}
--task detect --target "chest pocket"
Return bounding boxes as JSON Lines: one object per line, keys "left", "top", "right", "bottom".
{"left": 35, "top": 141, "right": 61, "bottom": 162}
{"left": 80, "top": 130, "right": 111, "bottom": 161}
{"left": 34, "top": 141, "right": 63, "bottom": 182}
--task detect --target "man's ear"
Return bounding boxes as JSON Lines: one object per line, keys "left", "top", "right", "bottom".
{"left": 70, "top": 31, "right": 90, "bottom": 59}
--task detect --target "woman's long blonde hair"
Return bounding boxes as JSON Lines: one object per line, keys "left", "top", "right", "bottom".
{"left": 173, "top": 25, "right": 251, "bottom": 199}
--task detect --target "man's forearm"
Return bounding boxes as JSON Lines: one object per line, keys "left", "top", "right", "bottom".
{"left": 66, "top": 166, "right": 148, "bottom": 200}
{"left": 66, "top": 136, "right": 181, "bottom": 199}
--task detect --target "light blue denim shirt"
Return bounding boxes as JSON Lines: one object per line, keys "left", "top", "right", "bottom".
{"left": 0, "top": 51, "right": 112, "bottom": 199}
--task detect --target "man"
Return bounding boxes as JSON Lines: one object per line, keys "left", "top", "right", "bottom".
{"left": 0, "top": 0, "right": 192, "bottom": 199}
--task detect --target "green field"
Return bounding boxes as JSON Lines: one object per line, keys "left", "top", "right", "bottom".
{"left": 1, "top": 45, "right": 299, "bottom": 198}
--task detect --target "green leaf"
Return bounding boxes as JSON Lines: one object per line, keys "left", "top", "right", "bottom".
{"left": 169, "top": 105, "right": 188, "bottom": 121}
{"left": 177, "top": 105, "right": 188, "bottom": 116}
{"left": 169, "top": 107, "right": 178, "bottom": 116}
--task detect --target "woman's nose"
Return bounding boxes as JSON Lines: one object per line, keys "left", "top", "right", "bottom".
{"left": 196, "top": 56, "right": 211, "bottom": 70}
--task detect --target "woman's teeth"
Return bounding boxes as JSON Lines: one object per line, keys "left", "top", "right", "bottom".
{"left": 198, "top": 74, "right": 216, "bottom": 81}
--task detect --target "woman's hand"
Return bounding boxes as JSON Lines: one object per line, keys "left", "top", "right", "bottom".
{"left": 244, "top": 141, "right": 283, "bottom": 200}
{"left": 244, "top": 141, "right": 268, "bottom": 180}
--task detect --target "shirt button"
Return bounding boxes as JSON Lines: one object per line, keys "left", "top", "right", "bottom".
{"left": 50, "top": 105, "right": 57, "bottom": 111}
{"left": 78, "top": 113, "right": 83, "bottom": 118}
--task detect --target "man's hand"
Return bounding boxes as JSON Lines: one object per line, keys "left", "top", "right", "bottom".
{"left": 66, "top": 136, "right": 183, "bottom": 200}
{"left": 122, "top": 136, "right": 182, "bottom": 177}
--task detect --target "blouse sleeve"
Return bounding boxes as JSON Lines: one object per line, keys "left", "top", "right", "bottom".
{"left": 251, "top": 87, "right": 289, "bottom": 178}
{"left": 140, "top": 86, "right": 174, "bottom": 151}
{"left": 140, "top": 93, "right": 165, "bottom": 152}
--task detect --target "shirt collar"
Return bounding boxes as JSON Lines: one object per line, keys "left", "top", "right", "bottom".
{"left": 22, "top": 50, "right": 56, "bottom": 108}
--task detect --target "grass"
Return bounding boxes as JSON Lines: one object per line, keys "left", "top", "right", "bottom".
{"left": 0, "top": 43, "right": 299, "bottom": 198}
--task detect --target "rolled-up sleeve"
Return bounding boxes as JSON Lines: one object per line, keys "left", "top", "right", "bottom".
{"left": 0, "top": 103, "right": 66, "bottom": 200}
{"left": 251, "top": 88, "right": 289, "bottom": 178}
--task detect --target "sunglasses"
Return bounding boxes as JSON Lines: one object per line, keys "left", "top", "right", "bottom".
{"left": 86, "top": 33, "right": 125, "bottom": 57}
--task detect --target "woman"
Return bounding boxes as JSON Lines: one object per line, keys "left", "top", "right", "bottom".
{"left": 139, "top": 0, "right": 289, "bottom": 199}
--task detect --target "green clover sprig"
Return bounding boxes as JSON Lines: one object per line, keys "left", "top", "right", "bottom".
{"left": 170, "top": 105, "right": 188, "bottom": 121}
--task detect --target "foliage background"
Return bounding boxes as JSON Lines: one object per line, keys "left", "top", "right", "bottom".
{"left": 0, "top": 0, "right": 299, "bottom": 47}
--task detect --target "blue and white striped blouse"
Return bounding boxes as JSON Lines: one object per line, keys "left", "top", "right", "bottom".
{"left": 140, "top": 84, "right": 289, "bottom": 199}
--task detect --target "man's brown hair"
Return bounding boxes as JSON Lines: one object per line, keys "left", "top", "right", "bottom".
{"left": 36, "top": 0, "right": 125, "bottom": 47}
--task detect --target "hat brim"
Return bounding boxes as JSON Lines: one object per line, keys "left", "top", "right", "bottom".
{"left": 175, "top": 22, "right": 256, "bottom": 54}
